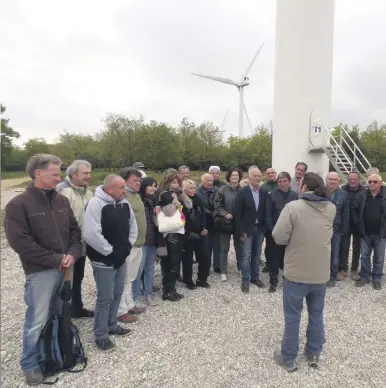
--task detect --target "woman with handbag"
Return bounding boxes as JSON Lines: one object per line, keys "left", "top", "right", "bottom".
{"left": 181, "top": 180, "right": 210, "bottom": 290}
{"left": 132, "top": 177, "right": 159, "bottom": 306}
{"left": 214, "top": 167, "right": 243, "bottom": 282}
{"left": 157, "top": 172, "right": 192, "bottom": 302}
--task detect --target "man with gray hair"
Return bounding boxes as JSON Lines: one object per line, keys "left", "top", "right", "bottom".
{"left": 235, "top": 166, "right": 268, "bottom": 292}
{"left": 209, "top": 165, "right": 226, "bottom": 188}
{"left": 197, "top": 173, "right": 221, "bottom": 274}
{"left": 178, "top": 165, "right": 191, "bottom": 180}
{"left": 366, "top": 167, "right": 379, "bottom": 177}
{"left": 56, "top": 160, "right": 94, "bottom": 318}
{"left": 5, "top": 154, "right": 82, "bottom": 385}
{"left": 132, "top": 162, "right": 147, "bottom": 178}
{"left": 83, "top": 174, "right": 138, "bottom": 351}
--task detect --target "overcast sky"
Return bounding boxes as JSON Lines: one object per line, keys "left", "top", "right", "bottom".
{"left": 1, "top": 0, "right": 386, "bottom": 145}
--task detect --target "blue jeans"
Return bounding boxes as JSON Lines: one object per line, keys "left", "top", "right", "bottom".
{"left": 281, "top": 279, "right": 327, "bottom": 363}
{"left": 330, "top": 232, "right": 341, "bottom": 279}
{"left": 132, "top": 245, "right": 157, "bottom": 298}
{"left": 92, "top": 263, "right": 126, "bottom": 340}
{"left": 360, "top": 235, "right": 386, "bottom": 282}
{"left": 241, "top": 227, "right": 265, "bottom": 282}
{"left": 21, "top": 269, "right": 64, "bottom": 372}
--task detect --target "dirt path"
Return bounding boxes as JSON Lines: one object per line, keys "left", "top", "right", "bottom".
{"left": 1, "top": 178, "right": 29, "bottom": 209}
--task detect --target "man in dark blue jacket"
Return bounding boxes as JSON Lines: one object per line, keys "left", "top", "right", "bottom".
{"left": 265, "top": 172, "right": 298, "bottom": 292}
{"left": 325, "top": 172, "right": 349, "bottom": 287}
{"left": 340, "top": 171, "right": 366, "bottom": 280}
{"left": 235, "top": 166, "right": 268, "bottom": 293}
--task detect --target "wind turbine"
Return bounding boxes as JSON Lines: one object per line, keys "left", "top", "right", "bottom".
{"left": 191, "top": 43, "right": 264, "bottom": 138}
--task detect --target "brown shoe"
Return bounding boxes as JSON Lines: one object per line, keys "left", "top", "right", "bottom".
{"left": 128, "top": 306, "right": 146, "bottom": 315}
{"left": 337, "top": 271, "right": 346, "bottom": 281}
{"left": 117, "top": 313, "right": 138, "bottom": 323}
{"left": 351, "top": 270, "right": 360, "bottom": 281}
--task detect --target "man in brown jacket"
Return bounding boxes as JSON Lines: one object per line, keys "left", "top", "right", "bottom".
{"left": 4, "top": 154, "right": 81, "bottom": 386}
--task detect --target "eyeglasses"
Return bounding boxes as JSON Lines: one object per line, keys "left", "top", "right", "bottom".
{"left": 368, "top": 180, "right": 379, "bottom": 184}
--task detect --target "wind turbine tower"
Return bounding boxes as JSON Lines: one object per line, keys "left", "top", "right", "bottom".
{"left": 273, "top": 0, "right": 335, "bottom": 176}
{"left": 192, "top": 43, "right": 264, "bottom": 138}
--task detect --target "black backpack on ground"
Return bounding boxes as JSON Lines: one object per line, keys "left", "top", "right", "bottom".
{"left": 37, "top": 314, "right": 87, "bottom": 384}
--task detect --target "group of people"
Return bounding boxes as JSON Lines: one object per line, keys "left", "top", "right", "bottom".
{"left": 4, "top": 154, "right": 386, "bottom": 385}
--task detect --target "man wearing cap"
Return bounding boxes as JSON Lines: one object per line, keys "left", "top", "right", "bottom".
{"left": 132, "top": 162, "right": 147, "bottom": 178}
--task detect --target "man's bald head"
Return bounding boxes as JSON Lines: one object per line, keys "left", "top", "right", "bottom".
{"left": 368, "top": 173, "right": 382, "bottom": 182}
{"left": 265, "top": 167, "right": 277, "bottom": 182}
{"left": 327, "top": 171, "right": 339, "bottom": 179}
{"left": 368, "top": 174, "right": 383, "bottom": 193}
{"left": 326, "top": 171, "right": 340, "bottom": 191}
{"left": 103, "top": 174, "right": 126, "bottom": 201}
{"left": 201, "top": 173, "right": 213, "bottom": 190}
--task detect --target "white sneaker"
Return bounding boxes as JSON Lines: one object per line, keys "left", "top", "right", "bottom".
{"left": 220, "top": 274, "right": 228, "bottom": 282}
{"left": 145, "top": 295, "right": 158, "bottom": 306}
{"left": 134, "top": 297, "right": 145, "bottom": 308}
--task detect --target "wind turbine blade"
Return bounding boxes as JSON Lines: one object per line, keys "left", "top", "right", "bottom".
{"left": 220, "top": 109, "right": 229, "bottom": 131}
{"left": 241, "top": 42, "right": 264, "bottom": 81}
{"left": 191, "top": 73, "right": 237, "bottom": 86}
{"left": 243, "top": 101, "right": 253, "bottom": 132}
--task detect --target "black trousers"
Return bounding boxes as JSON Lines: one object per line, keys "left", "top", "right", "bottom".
{"left": 206, "top": 231, "right": 220, "bottom": 270}
{"left": 182, "top": 236, "right": 209, "bottom": 283}
{"left": 161, "top": 234, "right": 183, "bottom": 294}
{"left": 266, "top": 234, "right": 285, "bottom": 285}
{"left": 264, "top": 231, "right": 274, "bottom": 270}
{"left": 339, "top": 231, "right": 361, "bottom": 272}
{"left": 72, "top": 256, "right": 86, "bottom": 313}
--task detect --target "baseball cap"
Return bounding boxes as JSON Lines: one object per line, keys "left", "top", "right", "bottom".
{"left": 132, "top": 162, "right": 147, "bottom": 170}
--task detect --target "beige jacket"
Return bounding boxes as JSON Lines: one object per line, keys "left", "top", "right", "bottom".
{"left": 56, "top": 177, "right": 94, "bottom": 256}
{"left": 272, "top": 192, "right": 336, "bottom": 284}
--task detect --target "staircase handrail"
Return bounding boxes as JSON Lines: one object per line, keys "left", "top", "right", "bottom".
{"left": 337, "top": 125, "right": 372, "bottom": 172}
{"left": 326, "top": 131, "right": 352, "bottom": 174}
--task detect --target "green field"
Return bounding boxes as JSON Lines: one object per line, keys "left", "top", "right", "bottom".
{"left": 1, "top": 171, "right": 32, "bottom": 180}
{"left": 2, "top": 169, "right": 386, "bottom": 189}
{"left": 1, "top": 169, "right": 229, "bottom": 189}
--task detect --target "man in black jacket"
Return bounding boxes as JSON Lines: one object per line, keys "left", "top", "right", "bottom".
{"left": 209, "top": 166, "right": 226, "bottom": 188}
{"left": 197, "top": 173, "right": 220, "bottom": 272}
{"left": 340, "top": 171, "right": 366, "bottom": 280}
{"left": 325, "top": 172, "right": 350, "bottom": 287}
{"left": 83, "top": 175, "right": 138, "bottom": 351}
{"left": 352, "top": 174, "right": 386, "bottom": 290}
{"left": 235, "top": 166, "right": 268, "bottom": 293}
{"left": 265, "top": 172, "right": 298, "bottom": 292}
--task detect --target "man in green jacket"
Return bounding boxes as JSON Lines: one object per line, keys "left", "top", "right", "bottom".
{"left": 262, "top": 167, "right": 278, "bottom": 194}
{"left": 117, "top": 168, "right": 147, "bottom": 323}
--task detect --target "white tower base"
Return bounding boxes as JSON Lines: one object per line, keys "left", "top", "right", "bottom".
{"left": 272, "top": 0, "right": 335, "bottom": 178}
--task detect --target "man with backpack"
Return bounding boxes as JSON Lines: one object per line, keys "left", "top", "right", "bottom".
{"left": 4, "top": 154, "right": 82, "bottom": 386}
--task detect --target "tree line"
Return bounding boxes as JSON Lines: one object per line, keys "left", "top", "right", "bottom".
{"left": 1, "top": 106, "right": 386, "bottom": 173}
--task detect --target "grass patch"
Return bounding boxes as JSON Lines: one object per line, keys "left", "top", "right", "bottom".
{"left": 1, "top": 169, "right": 228, "bottom": 187}
{"left": 1, "top": 171, "right": 29, "bottom": 179}
{"left": 2, "top": 169, "right": 385, "bottom": 185}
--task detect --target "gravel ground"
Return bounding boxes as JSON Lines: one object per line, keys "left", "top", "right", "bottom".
{"left": 1, "top": 182, "right": 27, "bottom": 209}
{"left": 1, "top": 235, "right": 386, "bottom": 388}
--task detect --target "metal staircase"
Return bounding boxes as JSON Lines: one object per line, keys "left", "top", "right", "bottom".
{"left": 324, "top": 125, "right": 371, "bottom": 183}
